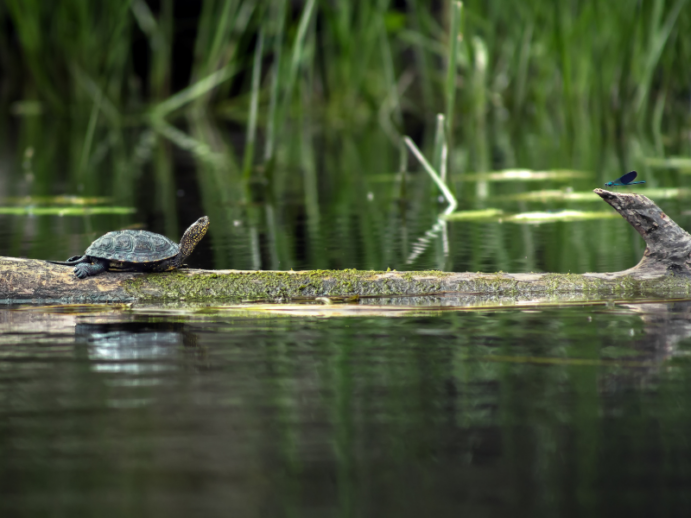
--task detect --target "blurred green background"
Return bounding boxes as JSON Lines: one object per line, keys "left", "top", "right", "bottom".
{"left": 1, "top": 0, "right": 690, "bottom": 273}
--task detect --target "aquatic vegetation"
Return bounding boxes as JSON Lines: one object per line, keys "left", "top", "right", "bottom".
{"left": 507, "top": 211, "right": 620, "bottom": 224}
{"left": 0, "top": 206, "right": 135, "bottom": 216}
{"left": 3, "top": 196, "right": 114, "bottom": 205}
{"left": 443, "top": 209, "right": 504, "bottom": 221}
{"left": 461, "top": 169, "right": 590, "bottom": 182}
{"left": 504, "top": 190, "right": 601, "bottom": 202}
{"left": 506, "top": 188, "right": 689, "bottom": 202}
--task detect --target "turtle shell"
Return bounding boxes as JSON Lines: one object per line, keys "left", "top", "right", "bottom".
{"left": 85, "top": 230, "right": 179, "bottom": 264}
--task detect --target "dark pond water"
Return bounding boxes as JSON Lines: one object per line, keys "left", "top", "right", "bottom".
{"left": 2, "top": 300, "right": 691, "bottom": 516}
{"left": 1, "top": 121, "right": 688, "bottom": 275}
{"left": 3, "top": 116, "right": 691, "bottom": 516}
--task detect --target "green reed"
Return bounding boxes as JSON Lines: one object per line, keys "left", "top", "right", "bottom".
{"left": 4, "top": 0, "right": 690, "bottom": 162}
{"left": 3, "top": 0, "right": 691, "bottom": 274}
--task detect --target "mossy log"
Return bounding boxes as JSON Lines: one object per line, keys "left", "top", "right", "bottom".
{"left": 2, "top": 189, "right": 691, "bottom": 304}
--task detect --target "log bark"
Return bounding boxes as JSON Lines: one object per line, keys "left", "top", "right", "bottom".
{"left": 2, "top": 190, "right": 691, "bottom": 304}
{"left": 594, "top": 188, "right": 691, "bottom": 276}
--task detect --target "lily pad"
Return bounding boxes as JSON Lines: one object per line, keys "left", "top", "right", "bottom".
{"left": 462, "top": 169, "right": 590, "bottom": 182}
{"left": 4, "top": 195, "right": 113, "bottom": 206}
{"left": 507, "top": 187, "right": 687, "bottom": 202}
{"left": 506, "top": 190, "right": 600, "bottom": 202}
{"left": 443, "top": 208, "right": 504, "bottom": 221}
{"left": 0, "top": 206, "right": 136, "bottom": 216}
{"left": 507, "top": 210, "right": 619, "bottom": 223}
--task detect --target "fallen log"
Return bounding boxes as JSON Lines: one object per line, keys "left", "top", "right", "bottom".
{"left": 1, "top": 189, "right": 691, "bottom": 304}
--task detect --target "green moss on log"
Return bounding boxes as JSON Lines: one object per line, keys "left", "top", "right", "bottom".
{"left": 124, "top": 269, "right": 456, "bottom": 301}
{"left": 121, "top": 268, "right": 691, "bottom": 302}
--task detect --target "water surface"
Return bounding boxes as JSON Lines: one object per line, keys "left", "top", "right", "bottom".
{"left": 2, "top": 110, "right": 690, "bottom": 517}
{"left": 2, "top": 300, "right": 691, "bottom": 516}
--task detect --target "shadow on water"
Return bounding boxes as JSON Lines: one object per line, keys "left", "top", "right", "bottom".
{"left": 2, "top": 301, "right": 691, "bottom": 515}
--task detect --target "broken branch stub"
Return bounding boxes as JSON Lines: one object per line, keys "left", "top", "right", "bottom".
{"left": 594, "top": 189, "right": 691, "bottom": 276}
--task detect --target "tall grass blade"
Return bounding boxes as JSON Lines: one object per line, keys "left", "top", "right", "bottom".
{"left": 131, "top": 0, "right": 172, "bottom": 99}
{"left": 151, "top": 118, "right": 230, "bottom": 168}
{"left": 243, "top": 29, "right": 264, "bottom": 179}
{"left": 5, "top": 0, "right": 62, "bottom": 109}
{"left": 404, "top": 136, "right": 457, "bottom": 209}
{"left": 432, "top": 114, "right": 447, "bottom": 182}
{"left": 280, "top": 0, "right": 317, "bottom": 125}
{"left": 405, "top": 0, "right": 434, "bottom": 111}
{"left": 72, "top": 66, "right": 120, "bottom": 126}
{"left": 192, "top": 0, "right": 238, "bottom": 82}
{"left": 77, "top": 92, "right": 102, "bottom": 180}
{"left": 444, "top": 1, "right": 463, "bottom": 148}
{"left": 263, "top": 0, "right": 288, "bottom": 164}
{"left": 153, "top": 139, "right": 178, "bottom": 238}
{"left": 150, "top": 65, "right": 237, "bottom": 118}
{"left": 634, "top": 0, "right": 688, "bottom": 116}
{"left": 377, "top": 11, "right": 403, "bottom": 142}
{"left": 470, "top": 36, "right": 489, "bottom": 198}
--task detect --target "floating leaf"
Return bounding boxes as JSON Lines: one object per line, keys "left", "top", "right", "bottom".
{"left": 507, "top": 210, "right": 619, "bottom": 223}
{"left": 624, "top": 188, "right": 687, "bottom": 199}
{"left": 3, "top": 195, "right": 113, "bottom": 206}
{"left": 506, "top": 190, "right": 599, "bottom": 202}
{"left": 0, "top": 206, "right": 136, "bottom": 216}
{"left": 461, "top": 169, "right": 590, "bottom": 182}
{"left": 443, "top": 208, "right": 504, "bottom": 221}
{"left": 507, "top": 187, "right": 688, "bottom": 202}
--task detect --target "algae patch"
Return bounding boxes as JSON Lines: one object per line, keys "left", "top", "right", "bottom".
{"left": 121, "top": 268, "right": 691, "bottom": 302}
{"left": 124, "top": 269, "right": 459, "bottom": 301}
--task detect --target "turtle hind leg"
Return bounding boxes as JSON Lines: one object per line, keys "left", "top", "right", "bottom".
{"left": 74, "top": 259, "right": 109, "bottom": 279}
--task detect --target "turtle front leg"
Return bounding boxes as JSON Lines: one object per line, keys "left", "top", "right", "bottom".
{"left": 74, "top": 259, "right": 109, "bottom": 279}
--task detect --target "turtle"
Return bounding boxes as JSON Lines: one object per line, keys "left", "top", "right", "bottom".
{"left": 50, "top": 216, "right": 210, "bottom": 279}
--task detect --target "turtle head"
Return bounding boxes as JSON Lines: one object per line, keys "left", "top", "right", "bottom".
{"left": 177, "top": 216, "right": 210, "bottom": 262}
